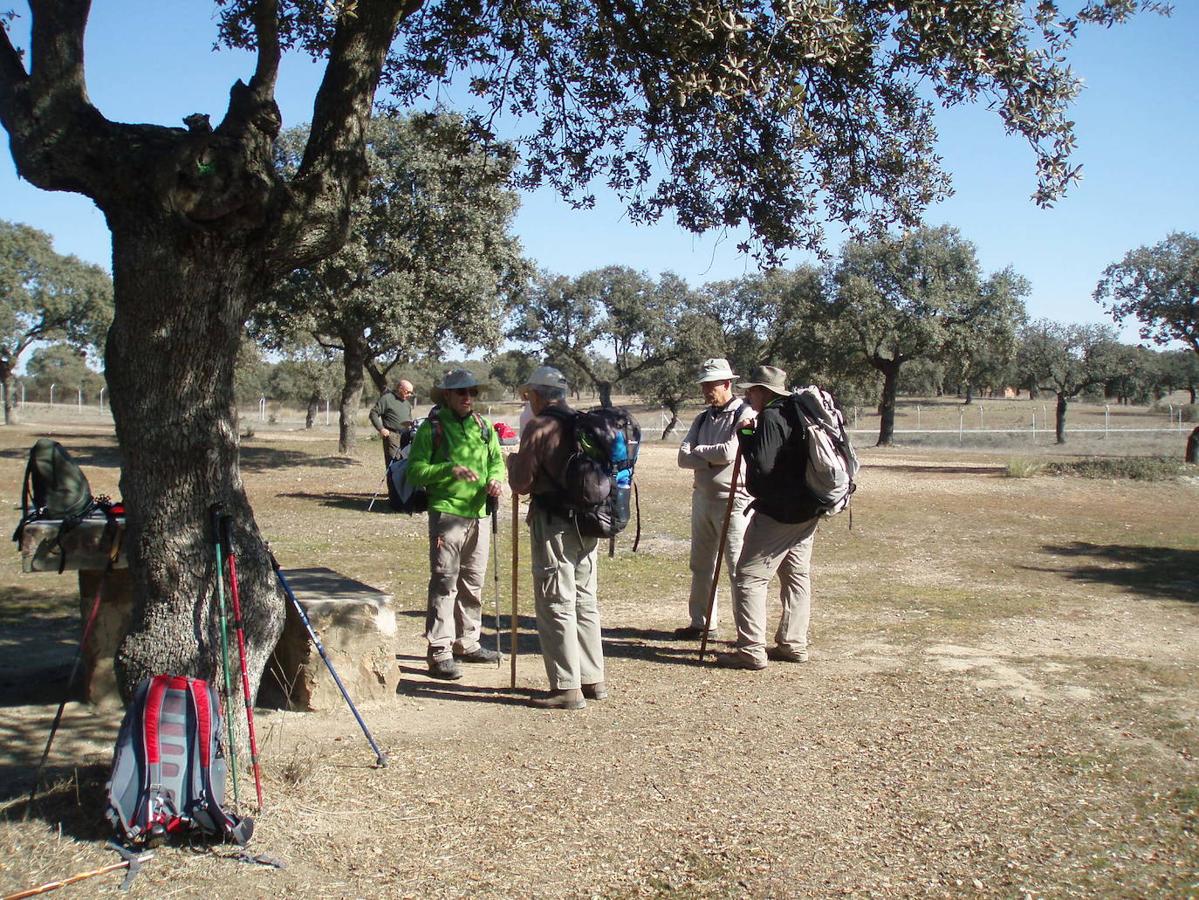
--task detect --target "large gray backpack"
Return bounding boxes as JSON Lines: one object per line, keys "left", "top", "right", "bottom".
{"left": 106, "top": 674, "right": 252, "bottom": 847}
{"left": 790, "top": 386, "right": 860, "bottom": 517}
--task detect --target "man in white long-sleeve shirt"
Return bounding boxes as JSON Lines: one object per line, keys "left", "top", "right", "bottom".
{"left": 675, "top": 358, "right": 755, "bottom": 640}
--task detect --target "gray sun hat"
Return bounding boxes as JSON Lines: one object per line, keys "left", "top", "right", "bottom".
{"left": 523, "top": 365, "right": 569, "bottom": 392}
{"left": 430, "top": 369, "right": 488, "bottom": 403}
{"left": 737, "top": 365, "right": 790, "bottom": 396}
{"left": 695, "top": 358, "right": 737, "bottom": 384}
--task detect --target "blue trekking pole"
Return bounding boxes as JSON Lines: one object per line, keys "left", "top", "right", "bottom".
{"left": 209, "top": 504, "right": 240, "bottom": 806}
{"left": 268, "top": 549, "right": 388, "bottom": 767}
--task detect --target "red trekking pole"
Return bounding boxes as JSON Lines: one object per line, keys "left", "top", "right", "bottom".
{"left": 218, "top": 514, "right": 265, "bottom": 810}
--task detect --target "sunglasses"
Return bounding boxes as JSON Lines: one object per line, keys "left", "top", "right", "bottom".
{"left": 450, "top": 387, "right": 479, "bottom": 397}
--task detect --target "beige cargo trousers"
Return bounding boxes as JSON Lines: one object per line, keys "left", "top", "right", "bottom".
{"left": 528, "top": 505, "right": 605, "bottom": 690}
{"left": 425, "top": 510, "right": 490, "bottom": 662}
{"left": 730, "top": 512, "right": 820, "bottom": 663}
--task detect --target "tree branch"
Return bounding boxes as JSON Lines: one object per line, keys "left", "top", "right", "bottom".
{"left": 0, "top": 0, "right": 119, "bottom": 198}
{"left": 270, "top": 0, "right": 422, "bottom": 272}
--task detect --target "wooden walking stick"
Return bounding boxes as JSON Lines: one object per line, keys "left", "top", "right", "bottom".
{"left": 699, "top": 443, "right": 743, "bottom": 663}
{"left": 510, "top": 493, "right": 520, "bottom": 689}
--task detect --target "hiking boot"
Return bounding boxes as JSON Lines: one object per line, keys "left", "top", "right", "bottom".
{"left": 673, "top": 625, "right": 717, "bottom": 641}
{"left": 427, "top": 656, "right": 462, "bottom": 680}
{"left": 455, "top": 646, "right": 500, "bottom": 664}
{"left": 529, "top": 688, "right": 586, "bottom": 710}
{"left": 714, "top": 651, "right": 767, "bottom": 671}
{"left": 581, "top": 681, "right": 608, "bottom": 701}
{"left": 767, "top": 646, "right": 809, "bottom": 663}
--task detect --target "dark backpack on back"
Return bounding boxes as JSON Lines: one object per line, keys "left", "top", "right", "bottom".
{"left": 543, "top": 405, "right": 641, "bottom": 545}
{"left": 106, "top": 674, "right": 252, "bottom": 848}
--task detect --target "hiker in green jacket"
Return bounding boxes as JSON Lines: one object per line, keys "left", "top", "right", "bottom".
{"left": 406, "top": 370, "right": 506, "bottom": 680}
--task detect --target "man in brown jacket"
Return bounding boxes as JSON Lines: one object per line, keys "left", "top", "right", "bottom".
{"left": 506, "top": 366, "right": 607, "bottom": 710}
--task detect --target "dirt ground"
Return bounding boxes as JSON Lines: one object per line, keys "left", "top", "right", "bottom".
{"left": 0, "top": 417, "right": 1196, "bottom": 898}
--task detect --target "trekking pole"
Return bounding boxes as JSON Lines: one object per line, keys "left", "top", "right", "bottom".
{"left": 28, "top": 566, "right": 110, "bottom": 809}
{"left": 218, "top": 514, "right": 265, "bottom": 810}
{"left": 367, "top": 443, "right": 404, "bottom": 512}
{"left": 4, "top": 843, "right": 152, "bottom": 898}
{"left": 209, "top": 504, "right": 241, "bottom": 807}
{"left": 699, "top": 443, "right": 743, "bottom": 664}
{"left": 488, "top": 495, "right": 502, "bottom": 669}
{"left": 510, "top": 493, "right": 519, "bottom": 689}
{"left": 268, "top": 549, "right": 388, "bottom": 767}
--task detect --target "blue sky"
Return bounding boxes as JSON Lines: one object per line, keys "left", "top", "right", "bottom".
{"left": 2, "top": 2, "right": 1196, "bottom": 340}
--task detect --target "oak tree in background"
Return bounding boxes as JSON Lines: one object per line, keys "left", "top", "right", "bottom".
{"left": 509, "top": 267, "right": 691, "bottom": 407}
{"left": 0, "top": 0, "right": 1163, "bottom": 700}
{"left": 24, "top": 342, "right": 106, "bottom": 405}
{"left": 0, "top": 220, "right": 112, "bottom": 424}
{"left": 1095, "top": 231, "right": 1199, "bottom": 459}
{"left": 832, "top": 226, "right": 1027, "bottom": 446}
{"left": 258, "top": 114, "right": 527, "bottom": 454}
{"left": 628, "top": 311, "right": 724, "bottom": 439}
{"left": 1016, "top": 320, "right": 1122, "bottom": 444}
{"left": 268, "top": 343, "right": 342, "bottom": 428}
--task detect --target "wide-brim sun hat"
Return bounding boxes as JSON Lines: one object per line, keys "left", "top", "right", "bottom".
{"left": 522, "top": 365, "right": 569, "bottom": 392}
{"left": 695, "top": 358, "right": 738, "bottom": 384}
{"left": 430, "top": 369, "right": 489, "bottom": 403}
{"left": 736, "top": 365, "right": 789, "bottom": 395}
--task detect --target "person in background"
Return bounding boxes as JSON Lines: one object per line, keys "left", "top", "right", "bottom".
{"left": 369, "top": 378, "right": 415, "bottom": 468}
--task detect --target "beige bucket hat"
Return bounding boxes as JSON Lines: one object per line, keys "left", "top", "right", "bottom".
{"left": 695, "top": 358, "right": 737, "bottom": 383}
{"left": 522, "top": 365, "right": 569, "bottom": 392}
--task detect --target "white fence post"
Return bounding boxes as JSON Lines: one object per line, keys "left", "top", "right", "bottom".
{"left": 99, "top": 386, "right": 106, "bottom": 413}
{"left": 325, "top": 398, "right": 330, "bottom": 425}
{"left": 958, "top": 409, "right": 964, "bottom": 445}
{"left": 49, "top": 383, "right": 56, "bottom": 407}
{"left": 1104, "top": 405, "right": 1110, "bottom": 436}
{"left": 1031, "top": 411, "right": 1036, "bottom": 444}
{"left": 916, "top": 405, "right": 921, "bottom": 428}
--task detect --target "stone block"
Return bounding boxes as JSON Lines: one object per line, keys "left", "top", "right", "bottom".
{"left": 77, "top": 568, "right": 134, "bottom": 708}
{"left": 263, "top": 567, "right": 398, "bottom": 712}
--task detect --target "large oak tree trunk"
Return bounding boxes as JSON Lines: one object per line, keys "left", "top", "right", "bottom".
{"left": 1055, "top": 393, "right": 1068, "bottom": 445}
{"left": 876, "top": 360, "right": 900, "bottom": 446}
{"left": 339, "top": 333, "right": 367, "bottom": 454}
{"left": 1, "top": 366, "right": 15, "bottom": 425}
{"left": 105, "top": 225, "right": 283, "bottom": 707}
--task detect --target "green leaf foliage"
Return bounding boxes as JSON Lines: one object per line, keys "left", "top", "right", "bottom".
{"left": 1094, "top": 232, "right": 1199, "bottom": 355}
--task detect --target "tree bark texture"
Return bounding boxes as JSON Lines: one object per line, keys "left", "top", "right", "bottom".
{"left": 306, "top": 396, "right": 318, "bottom": 429}
{"left": 1055, "top": 394, "right": 1068, "bottom": 445}
{"left": 338, "top": 333, "right": 367, "bottom": 454}
{"left": 2, "top": 369, "right": 16, "bottom": 425}
{"left": 105, "top": 227, "right": 284, "bottom": 705}
{"left": 875, "top": 360, "right": 901, "bottom": 446}
{"left": 1186, "top": 426, "right": 1198, "bottom": 464}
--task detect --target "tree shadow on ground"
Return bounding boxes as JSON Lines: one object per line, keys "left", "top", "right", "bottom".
{"left": 0, "top": 586, "right": 80, "bottom": 708}
{"left": 865, "top": 463, "right": 1006, "bottom": 476}
{"left": 1034, "top": 542, "right": 1199, "bottom": 603}
{"left": 239, "top": 447, "right": 358, "bottom": 472}
{"left": 0, "top": 441, "right": 123, "bottom": 470}
{"left": 277, "top": 491, "right": 378, "bottom": 513}
{"left": 0, "top": 760, "right": 114, "bottom": 839}
{"left": 393, "top": 611, "right": 709, "bottom": 669}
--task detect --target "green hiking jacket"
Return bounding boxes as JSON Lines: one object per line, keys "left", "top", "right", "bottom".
{"left": 406, "top": 406, "right": 504, "bottom": 518}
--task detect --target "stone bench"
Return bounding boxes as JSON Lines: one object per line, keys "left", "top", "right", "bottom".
{"left": 18, "top": 520, "right": 397, "bottom": 711}
{"left": 263, "top": 566, "right": 399, "bottom": 712}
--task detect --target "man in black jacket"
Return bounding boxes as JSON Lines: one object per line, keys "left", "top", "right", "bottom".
{"left": 716, "top": 365, "right": 821, "bottom": 670}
